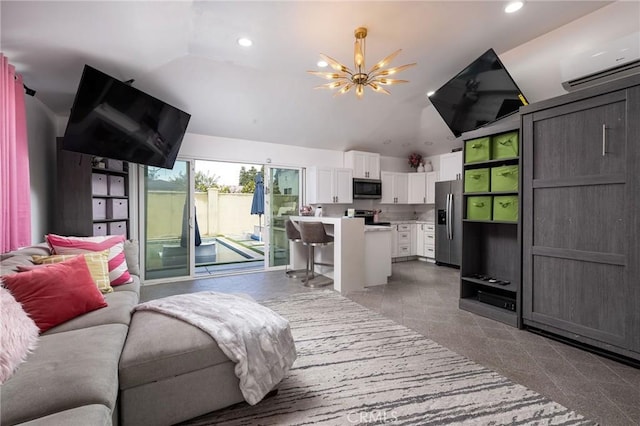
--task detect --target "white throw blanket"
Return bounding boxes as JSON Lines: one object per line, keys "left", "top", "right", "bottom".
{"left": 133, "top": 292, "right": 297, "bottom": 405}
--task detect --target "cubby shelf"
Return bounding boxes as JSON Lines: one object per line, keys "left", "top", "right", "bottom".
{"left": 459, "top": 118, "right": 522, "bottom": 328}
{"left": 463, "top": 191, "right": 518, "bottom": 196}
{"left": 463, "top": 219, "right": 517, "bottom": 224}
{"left": 464, "top": 157, "right": 519, "bottom": 168}
{"left": 459, "top": 298, "right": 519, "bottom": 328}
{"left": 461, "top": 276, "right": 517, "bottom": 292}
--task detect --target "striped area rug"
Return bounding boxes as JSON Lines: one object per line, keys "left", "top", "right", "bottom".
{"left": 183, "top": 291, "right": 594, "bottom": 425}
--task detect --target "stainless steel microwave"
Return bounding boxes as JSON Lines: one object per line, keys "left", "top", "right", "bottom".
{"left": 353, "top": 178, "right": 382, "bottom": 199}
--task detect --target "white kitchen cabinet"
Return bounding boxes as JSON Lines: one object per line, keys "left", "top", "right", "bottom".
{"left": 408, "top": 173, "right": 426, "bottom": 204}
{"left": 380, "top": 172, "right": 408, "bottom": 204}
{"left": 438, "top": 151, "right": 463, "bottom": 181}
{"left": 415, "top": 223, "right": 436, "bottom": 260}
{"left": 344, "top": 150, "right": 380, "bottom": 180}
{"left": 396, "top": 223, "right": 412, "bottom": 257}
{"left": 426, "top": 171, "right": 438, "bottom": 204}
{"left": 416, "top": 224, "right": 425, "bottom": 257}
{"left": 306, "top": 167, "right": 353, "bottom": 204}
{"left": 390, "top": 225, "right": 398, "bottom": 257}
{"left": 364, "top": 227, "right": 392, "bottom": 286}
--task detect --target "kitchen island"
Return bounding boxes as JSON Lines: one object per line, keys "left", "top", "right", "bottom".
{"left": 364, "top": 225, "right": 392, "bottom": 286}
{"left": 288, "top": 216, "right": 394, "bottom": 292}
{"left": 289, "top": 216, "right": 365, "bottom": 293}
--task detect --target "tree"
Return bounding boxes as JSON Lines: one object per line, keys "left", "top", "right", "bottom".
{"left": 169, "top": 170, "right": 220, "bottom": 192}
{"left": 194, "top": 170, "right": 220, "bottom": 192}
{"left": 239, "top": 166, "right": 264, "bottom": 194}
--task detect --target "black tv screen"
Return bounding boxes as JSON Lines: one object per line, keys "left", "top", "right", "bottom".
{"left": 63, "top": 65, "right": 190, "bottom": 169}
{"left": 429, "top": 48, "right": 528, "bottom": 137}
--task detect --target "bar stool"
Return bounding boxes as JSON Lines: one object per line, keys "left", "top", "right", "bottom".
{"left": 299, "top": 222, "right": 334, "bottom": 288}
{"left": 284, "top": 219, "right": 306, "bottom": 279}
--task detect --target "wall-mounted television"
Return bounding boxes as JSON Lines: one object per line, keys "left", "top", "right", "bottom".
{"left": 62, "top": 65, "right": 191, "bottom": 169}
{"left": 429, "top": 48, "right": 528, "bottom": 137}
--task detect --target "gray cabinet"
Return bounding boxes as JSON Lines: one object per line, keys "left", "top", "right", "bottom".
{"left": 458, "top": 118, "right": 521, "bottom": 328}
{"left": 521, "top": 74, "right": 640, "bottom": 361}
{"left": 54, "top": 138, "right": 130, "bottom": 238}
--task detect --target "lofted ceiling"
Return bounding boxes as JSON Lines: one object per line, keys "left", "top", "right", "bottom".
{"left": 1, "top": 1, "right": 611, "bottom": 158}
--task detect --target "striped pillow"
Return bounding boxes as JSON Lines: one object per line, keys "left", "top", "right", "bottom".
{"left": 46, "top": 234, "right": 133, "bottom": 286}
{"left": 31, "top": 250, "right": 113, "bottom": 294}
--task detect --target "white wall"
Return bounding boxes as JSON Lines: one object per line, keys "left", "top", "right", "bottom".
{"left": 500, "top": 1, "right": 640, "bottom": 104}
{"left": 25, "top": 96, "right": 57, "bottom": 243}
{"left": 179, "top": 132, "right": 344, "bottom": 169}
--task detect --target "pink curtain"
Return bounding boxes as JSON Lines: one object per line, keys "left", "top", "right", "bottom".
{"left": 1, "top": 53, "right": 31, "bottom": 252}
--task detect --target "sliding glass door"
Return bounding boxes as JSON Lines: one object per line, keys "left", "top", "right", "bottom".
{"left": 264, "top": 166, "right": 302, "bottom": 268}
{"left": 141, "top": 160, "right": 193, "bottom": 280}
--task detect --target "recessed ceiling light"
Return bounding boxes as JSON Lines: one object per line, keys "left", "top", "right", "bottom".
{"left": 237, "top": 37, "right": 253, "bottom": 47}
{"left": 317, "top": 60, "right": 328, "bottom": 68}
{"left": 426, "top": 91, "right": 435, "bottom": 97}
{"left": 383, "top": 139, "right": 392, "bottom": 145}
{"left": 505, "top": 1, "right": 523, "bottom": 13}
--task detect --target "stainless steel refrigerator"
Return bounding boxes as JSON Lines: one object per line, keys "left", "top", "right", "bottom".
{"left": 435, "top": 180, "right": 462, "bottom": 267}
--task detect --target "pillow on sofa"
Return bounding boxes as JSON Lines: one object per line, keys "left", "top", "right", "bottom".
{"left": 31, "top": 250, "right": 113, "bottom": 294}
{"left": 0, "top": 287, "right": 39, "bottom": 384}
{"left": 1, "top": 256, "right": 108, "bottom": 332}
{"left": 46, "top": 234, "right": 132, "bottom": 286}
{"left": 123, "top": 239, "right": 140, "bottom": 276}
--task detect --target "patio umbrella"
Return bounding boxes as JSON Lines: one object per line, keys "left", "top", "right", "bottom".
{"left": 180, "top": 201, "right": 201, "bottom": 248}
{"left": 250, "top": 172, "right": 265, "bottom": 241}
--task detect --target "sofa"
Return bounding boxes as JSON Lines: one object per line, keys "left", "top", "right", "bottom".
{"left": 0, "top": 239, "right": 288, "bottom": 426}
{"left": 0, "top": 242, "right": 141, "bottom": 425}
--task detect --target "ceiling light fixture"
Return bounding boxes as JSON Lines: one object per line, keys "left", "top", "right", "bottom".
{"left": 317, "top": 60, "right": 328, "bottom": 68}
{"left": 237, "top": 37, "right": 252, "bottom": 47}
{"left": 505, "top": 1, "right": 523, "bottom": 13}
{"left": 308, "top": 27, "right": 416, "bottom": 99}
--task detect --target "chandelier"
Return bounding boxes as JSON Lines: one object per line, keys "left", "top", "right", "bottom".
{"left": 308, "top": 27, "right": 416, "bottom": 98}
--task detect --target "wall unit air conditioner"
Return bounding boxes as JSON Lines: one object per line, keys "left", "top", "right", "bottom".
{"left": 561, "top": 32, "right": 640, "bottom": 91}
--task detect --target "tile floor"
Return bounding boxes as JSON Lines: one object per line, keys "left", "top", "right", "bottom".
{"left": 140, "top": 260, "right": 640, "bottom": 425}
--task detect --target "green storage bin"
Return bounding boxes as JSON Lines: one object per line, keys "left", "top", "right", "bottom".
{"left": 464, "top": 168, "right": 490, "bottom": 193}
{"left": 465, "top": 137, "right": 490, "bottom": 164}
{"left": 491, "top": 165, "right": 519, "bottom": 192}
{"left": 491, "top": 131, "right": 519, "bottom": 159}
{"left": 493, "top": 195, "right": 518, "bottom": 222}
{"left": 466, "top": 196, "right": 492, "bottom": 221}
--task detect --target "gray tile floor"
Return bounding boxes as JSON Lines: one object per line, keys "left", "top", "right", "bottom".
{"left": 140, "top": 261, "right": 640, "bottom": 425}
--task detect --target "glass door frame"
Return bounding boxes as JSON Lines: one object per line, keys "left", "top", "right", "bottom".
{"left": 138, "top": 157, "right": 196, "bottom": 284}
{"left": 263, "top": 165, "right": 304, "bottom": 270}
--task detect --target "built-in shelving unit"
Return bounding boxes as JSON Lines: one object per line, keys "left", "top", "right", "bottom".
{"left": 54, "top": 138, "right": 130, "bottom": 238}
{"left": 459, "top": 117, "right": 521, "bottom": 328}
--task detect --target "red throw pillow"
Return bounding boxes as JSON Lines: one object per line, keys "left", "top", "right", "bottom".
{"left": 2, "top": 256, "right": 107, "bottom": 332}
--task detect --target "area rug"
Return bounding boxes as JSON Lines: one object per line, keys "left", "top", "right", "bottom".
{"left": 182, "top": 291, "right": 594, "bottom": 425}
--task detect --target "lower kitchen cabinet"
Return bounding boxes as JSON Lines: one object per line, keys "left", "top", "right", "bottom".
{"left": 416, "top": 223, "right": 435, "bottom": 261}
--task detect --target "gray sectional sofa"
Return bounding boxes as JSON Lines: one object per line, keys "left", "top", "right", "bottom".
{"left": 0, "top": 243, "right": 141, "bottom": 426}
{"left": 1, "top": 243, "right": 253, "bottom": 426}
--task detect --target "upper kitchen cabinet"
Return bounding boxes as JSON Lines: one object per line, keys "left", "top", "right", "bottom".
{"left": 438, "top": 151, "right": 463, "bottom": 181}
{"left": 307, "top": 167, "right": 353, "bottom": 204}
{"left": 426, "top": 171, "right": 438, "bottom": 204}
{"left": 380, "top": 171, "right": 408, "bottom": 204}
{"left": 344, "top": 150, "right": 381, "bottom": 180}
{"left": 408, "top": 173, "right": 426, "bottom": 204}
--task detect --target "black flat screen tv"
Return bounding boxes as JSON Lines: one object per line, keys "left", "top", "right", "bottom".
{"left": 429, "top": 48, "right": 528, "bottom": 137}
{"left": 63, "top": 65, "right": 191, "bottom": 169}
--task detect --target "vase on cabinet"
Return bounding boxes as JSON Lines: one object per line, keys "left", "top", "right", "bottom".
{"left": 417, "top": 165, "right": 425, "bottom": 172}
{"left": 423, "top": 160, "right": 433, "bottom": 172}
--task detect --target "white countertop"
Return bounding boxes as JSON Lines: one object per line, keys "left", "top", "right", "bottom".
{"left": 388, "top": 220, "right": 434, "bottom": 225}
{"left": 364, "top": 225, "right": 392, "bottom": 232}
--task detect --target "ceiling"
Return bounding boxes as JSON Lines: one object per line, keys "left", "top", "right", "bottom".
{"left": 1, "top": 1, "right": 611, "bottom": 158}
